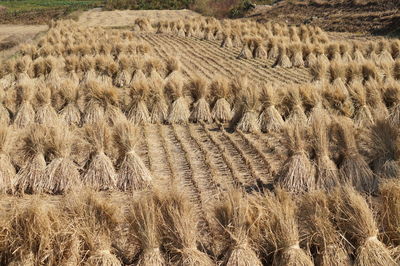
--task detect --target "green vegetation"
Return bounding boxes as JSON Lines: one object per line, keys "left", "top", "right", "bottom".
{"left": 0, "top": 0, "right": 101, "bottom": 13}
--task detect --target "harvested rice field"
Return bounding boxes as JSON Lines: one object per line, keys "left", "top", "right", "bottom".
{"left": 1, "top": 9, "right": 400, "bottom": 266}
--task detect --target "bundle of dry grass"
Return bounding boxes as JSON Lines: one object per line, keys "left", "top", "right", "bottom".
{"left": 235, "top": 84, "right": 260, "bottom": 133}
{"left": 130, "top": 56, "right": 147, "bottom": 84}
{"left": 59, "top": 79, "right": 81, "bottom": 126}
{"left": 135, "top": 18, "right": 152, "bottom": 32}
{"left": 329, "top": 61, "right": 348, "bottom": 95}
{"left": 335, "top": 118, "right": 377, "bottom": 193}
{"left": 379, "top": 180, "right": 400, "bottom": 248}
{"left": 81, "top": 122, "right": 117, "bottom": 191}
{"left": 13, "top": 125, "right": 48, "bottom": 194}
{"left": 34, "top": 83, "right": 59, "bottom": 125}
{"left": 322, "top": 84, "right": 354, "bottom": 117}
{"left": 210, "top": 75, "right": 232, "bottom": 123}
{"left": 221, "top": 31, "right": 233, "bottom": 48}
{"left": 258, "top": 84, "right": 284, "bottom": 133}
{"left": 62, "top": 190, "right": 122, "bottom": 265}
{"left": 363, "top": 120, "right": 400, "bottom": 179}
{"left": 290, "top": 43, "right": 304, "bottom": 67}
{"left": 267, "top": 38, "right": 279, "bottom": 60}
{"left": 330, "top": 186, "right": 396, "bottom": 265}
{"left": 165, "top": 56, "right": 181, "bottom": 78}
{"left": 299, "top": 191, "right": 350, "bottom": 265}
{"left": 394, "top": 60, "right": 400, "bottom": 80}
{"left": 95, "top": 55, "right": 118, "bottom": 86}
{"left": 274, "top": 125, "right": 315, "bottom": 193}
{"left": 127, "top": 193, "right": 165, "bottom": 265}
{"left": 189, "top": 76, "right": 211, "bottom": 123}
{"left": 384, "top": 81, "right": 400, "bottom": 126}
{"left": 252, "top": 38, "right": 267, "bottom": 59}
{"left": 260, "top": 189, "right": 313, "bottom": 265}
{"left": 80, "top": 55, "right": 97, "bottom": 85}
{"left": 0, "top": 127, "right": 15, "bottom": 194}
{"left": 362, "top": 61, "right": 380, "bottom": 83}
{"left": 114, "top": 122, "right": 152, "bottom": 191}
{"left": 148, "top": 71, "right": 168, "bottom": 124}
{"left": 44, "top": 125, "right": 81, "bottom": 194}
{"left": 166, "top": 73, "right": 190, "bottom": 124}
{"left": 284, "top": 85, "right": 308, "bottom": 125}
{"left": 365, "top": 79, "right": 389, "bottom": 120}
{"left": 273, "top": 44, "right": 292, "bottom": 68}
{"left": 312, "top": 115, "right": 340, "bottom": 190}
{"left": 156, "top": 186, "right": 212, "bottom": 266}
{"left": 114, "top": 54, "right": 132, "bottom": 88}
{"left": 349, "top": 81, "right": 374, "bottom": 127}
{"left": 0, "top": 88, "right": 10, "bottom": 127}
{"left": 215, "top": 189, "right": 262, "bottom": 266}
{"left": 310, "top": 58, "right": 328, "bottom": 83}
{"left": 237, "top": 40, "right": 253, "bottom": 60}
{"left": 127, "top": 78, "right": 151, "bottom": 124}
{"left": 13, "top": 78, "right": 35, "bottom": 128}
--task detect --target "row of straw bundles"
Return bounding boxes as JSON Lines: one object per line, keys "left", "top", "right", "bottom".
{"left": 2, "top": 183, "right": 400, "bottom": 265}
{"left": 0, "top": 121, "right": 151, "bottom": 195}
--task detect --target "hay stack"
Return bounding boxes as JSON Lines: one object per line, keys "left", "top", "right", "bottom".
{"left": 0, "top": 127, "right": 15, "bottom": 194}
{"left": 0, "top": 88, "right": 10, "bottom": 126}
{"left": 394, "top": 60, "right": 400, "bottom": 80}
{"left": 59, "top": 79, "right": 81, "bottom": 126}
{"left": 210, "top": 76, "right": 232, "bottom": 123}
{"left": 365, "top": 79, "right": 389, "bottom": 120}
{"left": 310, "top": 58, "right": 328, "bottom": 83}
{"left": 127, "top": 193, "right": 165, "bottom": 266}
{"left": 165, "top": 56, "right": 181, "bottom": 78}
{"left": 166, "top": 73, "right": 190, "bottom": 124}
{"left": 156, "top": 186, "right": 213, "bottom": 266}
{"left": 215, "top": 189, "right": 262, "bottom": 266}
{"left": 335, "top": 118, "right": 377, "bottom": 193}
{"left": 82, "top": 122, "right": 117, "bottom": 191}
{"left": 127, "top": 78, "right": 151, "bottom": 124}
{"left": 273, "top": 44, "right": 292, "bottom": 68}
{"left": 267, "top": 38, "right": 279, "bottom": 60}
{"left": 235, "top": 84, "right": 260, "bottom": 133}
{"left": 237, "top": 40, "right": 253, "bottom": 60}
{"left": 80, "top": 55, "right": 97, "bottom": 85}
{"left": 114, "top": 54, "right": 132, "bottom": 88}
{"left": 329, "top": 61, "right": 348, "bottom": 95}
{"left": 379, "top": 180, "right": 400, "bottom": 248}
{"left": 221, "top": 31, "right": 233, "bottom": 48}
{"left": 274, "top": 125, "right": 315, "bottom": 193}
{"left": 322, "top": 84, "right": 354, "bottom": 118}
{"left": 189, "top": 76, "right": 211, "bottom": 123}
{"left": 260, "top": 189, "right": 313, "bottom": 265}
{"left": 130, "top": 56, "right": 147, "bottom": 84}
{"left": 258, "top": 84, "right": 284, "bottom": 133}
{"left": 44, "top": 125, "right": 81, "bottom": 194}
{"left": 290, "top": 43, "right": 304, "bottom": 67}
{"left": 349, "top": 81, "right": 374, "bottom": 127}
{"left": 149, "top": 70, "right": 168, "bottom": 124}
{"left": 384, "top": 81, "right": 400, "bottom": 126}
{"left": 331, "top": 186, "right": 396, "bottom": 266}
{"left": 114, "top": 122, "right": 152, "bottom": 191}
{"left": 13, "top": 125, "right": 48, "bottom": 194}
{"left": 13, "top": 78, "right": 35, "bottom": 128}
{"left": 284, "top": 86, "right": 308, "bottom": 125}
{"left": 252, "top": 38, "right": 267, "bottom": 59}
{"left": 34, "top": 82, "right": 59, "bottom": 125}
{"left": 299, "top": 191, "right": 351, "bottom": 265}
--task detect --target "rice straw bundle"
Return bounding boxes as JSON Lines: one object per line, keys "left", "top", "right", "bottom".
{"left": 114, "top": 54, "right": 132, "bottom": 88}
{"left": 80, "top": 55, "right": 96, "bottom": 85}
{"left": 189, "top": 76, "right": 211, "bottom": 123}
{"left": 322, "top": 84, "right": 354, "bottom": 117}
{"left": 362, "top": 61, "right": 380, "bottom": 83}
{"left": 260, "top": 189, "right": 313, "bottom": 265}
{"left": 267, "top": 38, "right": 279, "bottom": 60}
{"left": 349, "top": 81, "right": 374, "bottom": 127}
{"left": 127, "top": 193, "right": 165, "bottom": 266}
{"left": 0, "top": 88, "right": 10, "bottom": 126}
{"left": 44, "top": 56, "right": 62, "bottom": 90}
{"left": 378, "top": 49, "right": 395, "bottom": 65}
{"left": 284, "top": 86, "right": 308, "bottom": 125}
{"left": 95, "top": 55, "right": 118, "bottom": 86}
{"left": 329, "top": 61, "right": 348, "bottom": 95}
{"left": 274, "top": 125, "right": 315, "bottom": 193}
{"left": 303, "top": 83, "right": 331, "bottom": 125}
{"left": 127, "top": 78, "right": 151, "bottom": 124}
{"left": 237, "top": 40, "right": 253, "bottom": 60}
{"left": 384, "top": 80, "right": 400, "bottom": 126}
{"left": 34, "top": 83, "right": 59, "bottom": 125}
{"left": 13, "top": 78, "right": 35, "bottom": 128}
{"left": 221, "top": 31, "right": 233, "bottom": 48}
{"left": 273, "top": 44, "right": 292, "bottom": 68}
{"left": 340, "top": 43, "right": 353, "bottom": 62}
{"left": 258, "top": 84, "right": 284, "bottom": 133}
{"left": 63, "top": 190, "right": 122, "bottom": 265}
{"left": 135, "top": 18, "right": 152, "bottom": 32}
{"left": 81, "top": 122, "right": 117, "bottom": 191}
{"left": 113, "top": 122, "right": 152, "bottom": 191}
{"left": 214, "top": 189, "right": 262, "bottom": 266}
{"left": 364, "top": 120, "right": 400, "bottom": 179}
{"left": 165, "top": 73, "right": 190, "bottom": 124}
{"left": 44, "top": 125, "right": 81, "bottom": 194}
{"left": 299, "top": 191, "right": 351, "bottom": 265}
{"left": 156, "top": 186, "right": 213, "bottom": 266}
{"left": 379, "top": 180, "right": 400, "bottom": 248}
{"left": 59, "top": 79, "right": 81, "bottom": 126}
{"left": 0, "top": 127, "right": 15, "bottom": 194}
{"left": 335, "top": 118, "right": 377, "bottom": 193}
{"left": 310, "top": 58, "right": 328, "bottom": 83}
{"left": 148, "top": 71, "right": 168, "bottom": 123}
{"left": 290, "top": 43, "right": 304, "bottom": 67}
{"left": 312, "top": 114, "right": 340, "bottom": 190}
{"left": 165, "top": 56, "right": 181, "bottom": 78}
{"left": 13, "top": 125, "right": 48, "bottom": 194}
{"left": 394, "top": 60, "right": 400, "bottom": 80}
{"left": 365, "top": 79, "right": 389, "bottom": 120}
{"left": 353, "top": 49, "right": 366, "bottom": 62}
{"left": 326, "top": 43, "right": 341, "bottom": 62}
{"left": 330, "top": 186, "right": 396, "bottom": 265}
{"left": 235, "top": 84, "right": 260, "bottom": 133}
{"left": 210, "top": 76, "right": 232, "bottom": 123}
{"left": 252, "top": 38, "right": 267, "bottom": 59}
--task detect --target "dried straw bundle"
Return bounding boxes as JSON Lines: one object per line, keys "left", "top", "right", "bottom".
{"left": 335, "top": 118, "right": 377, "bottom": 193}
{"left": 274, "top": 125, "right": 315, "bottom": 193}
{"left": 330, "top": 186, "right": 396, "bottom": 266}
{"left": 128, "top": 78, "right": 151, "bottom": 124}
{"left": 0, "top": 127, "right": 15, "bottom": 194}
{"left": 34, "top": 83, "right": 59, "bottom": 125}
{"left": 156, "top": 187, "right": 213, "bottom": 266}
{"left": 221, "top": 31, "right": 233, "bottom": 48}
{"left": 13, "top": 78, "right": 35, "bottom": 128}
{"left": 0, "top": 88, "right": 10, "bottom": 126}
{"left": 63, "top": 190, "right": 122, "bottom": 265}
{"left": 310, "top": 58, "right": 328, "bottom": 83}
{"left": 95, "top": 55, "right": 118, "bottom": 86}
{"left": 365, "top": 79, "right": 389, "bottom": 120}
{"left": 284, "top": 86, "right": 308, "bottom": 125}
{"left": 165, "top": 57, "right": 182, "bottom": 78}
{"left": 349, "top": 81, "right": 374, "bottom": 127}
{"left": 394, "top": 60, "right": 400, "bottom": 80}
{"left": 166, "top": 73, "right": 190, "bottom": 124}
{"left": 273, "top": 45, "right": 292, "bottom": 68}
{"left": 237, "top": 41, "right": 253, "bottom": 60}
{"left": 80, "top": 55, "right": 97, "bottom": 85}
{"left": 379, "top": 180, "right": 400, "bottom": 247}
{"left": 59, "top": 79, "right": 81, "bottom": 126}
{"left": 127, "top": 193, "right": 165, "bottom": 266}
{"left": 252, "top": 38, "right": 267, "bottom": 59}
{"left": 189, "top": 76, "right": 211, "bottom": 123}
{"left": 299, "top": 191, "right": 351, "bottom": 265}
{"left": 210, "top": 76, "right": 232, "bottom": 123}
{"left": 114, "top": 54, "right": 132, "bottom": 88}
{"left": 44, "top": 125, "right": 81, "bottom": 194}
{"left": 267, "top": 38, "right": 279, "bottom": 60}
{"left": 322, "top": 84, "right": 354, "bottom": 117}
{"left": 148, "top": 71, "right": 168, "bottom": 124}
{"left": 312, "top": 115, "right": 340, "bottom": 190}
{"left": 290, "top": 43, "right": 304, "bottom": 67}
{"left": 81, "top": 122, "right": 117, "bottom": 191}
{"left": 235, "top": 85, "right": 260, "bottom": 133}
{"left": 215, "top": 189, "right": 262, "bottom": 266}
{"left": 260, "top": 189, "right": 313, "bottom": 265}
{"left": 384, "top": 81, "right": 400, "bottom": 126}
{"left": 13, "top": 125, "right": 48, "bottom": 194}
{"left": 114, "top": 122, "right": 152, "bottom": 191}
{"left": 258, "top": 84, "right": 284, "bottom": 133}
{"left": 301, "top": 83, "right": 331, "bottom": 125}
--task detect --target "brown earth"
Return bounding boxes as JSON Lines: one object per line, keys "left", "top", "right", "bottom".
{"left": 245, "top": 0, "right": 400, "bottom": 35}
